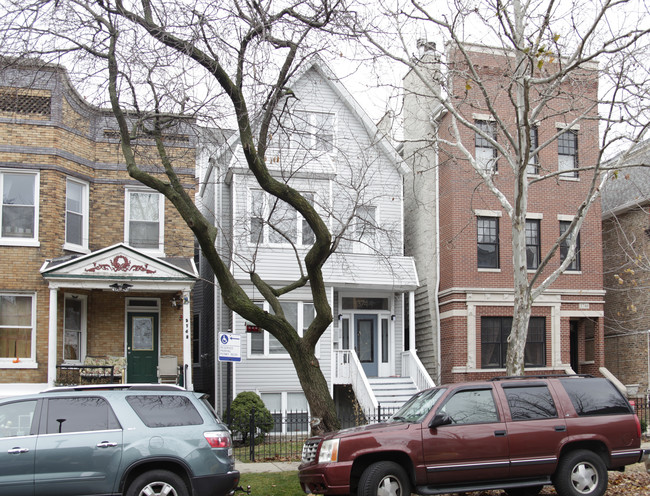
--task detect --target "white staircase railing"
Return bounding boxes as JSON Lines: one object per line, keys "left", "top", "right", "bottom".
{"left": 401, "top": 350, "right": 435, "bottom": 391}
{"left": 333, "top": 350, "right": 378, "bottom": 411}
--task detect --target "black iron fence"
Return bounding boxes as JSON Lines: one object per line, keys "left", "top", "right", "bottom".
{"left": 225, "top": 405, "right": 399, "bottom": 462}
{"left": 631, "top": 396, "right": 650, "bottom": 434}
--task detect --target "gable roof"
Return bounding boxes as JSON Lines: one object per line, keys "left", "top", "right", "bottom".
{"left": 601, "top": 139, "right": 650, "bottom": 218}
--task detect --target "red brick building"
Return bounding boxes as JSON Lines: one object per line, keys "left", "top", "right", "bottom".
{"left": 0, "top": 59, "right": 198, "bottom": 396}
{"left": 404, "top": 43, "right": 605, "bottom": 384}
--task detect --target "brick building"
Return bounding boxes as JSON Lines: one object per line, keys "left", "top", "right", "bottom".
{"left": 601, "top": 140, "right": 650, "bottom": 395}
{"left": 0, "top": 59, "right": 198, "bottom": 397}
{"left": 404, "top": 43, "right": 605, "bottom": 384}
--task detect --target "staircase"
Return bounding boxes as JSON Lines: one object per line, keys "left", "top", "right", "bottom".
{"left": 367, "top": 377, "right": 419, "bottom": 410}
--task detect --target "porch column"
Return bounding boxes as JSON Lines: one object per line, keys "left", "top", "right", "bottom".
{"left": 182, "top": 289, "right": 193, "bottom": 390}
{"left": 47, "top": 287, "right": 58, "bottom": 386}
{"left": 409, "top": 291, "right": 416, "bottom": 351}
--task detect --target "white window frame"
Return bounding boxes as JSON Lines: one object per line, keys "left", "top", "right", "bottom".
{"left": 354, "top": 204, "right": 378, "bottom": 254}
{"left": 63, "top": 178, "right": 90, "bottom": 253}
{"left": 272, "top": 110, "right": 336, "bottom": 153}
{"left": 63, "top": 294, "right": 88, "bottom": 364}
{"left": 475, "top": 120, "right": 498, "bottom": 173}
{"left": 248, "top": 189, "right": 315, "bottom": 247}
{"left": 259, "top": 390, "right": 310, "bottom": 435}
{"left": 124, "top": 188, "right": 165, "bottom": 255}
{"left": 0, "top": 170, "right": 40, "bottom": 247}
{"left": 0, "top": 292, "right": 37, "bottom": 368}
{"left": 247, "top": 301, "right": 319, "bottom": 358}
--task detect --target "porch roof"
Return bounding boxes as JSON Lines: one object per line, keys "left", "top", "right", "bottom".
{"left": 40, "top": 243, "right": 197, "bottom": 291}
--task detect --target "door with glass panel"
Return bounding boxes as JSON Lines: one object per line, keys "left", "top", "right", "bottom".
{"left": 354, "top": 315, "right": 378, "bottom": 377}
{"left": 126, "top": 312, "right": 159, "bottom": 383}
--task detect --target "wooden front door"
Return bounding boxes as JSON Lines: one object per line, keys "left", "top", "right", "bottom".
{"left": 126, "top": 312, "right": 159, "bottom": 383}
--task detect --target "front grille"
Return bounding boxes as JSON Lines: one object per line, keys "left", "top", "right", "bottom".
{"left": 302, "top": 439, "right": 320, "bottom": 464}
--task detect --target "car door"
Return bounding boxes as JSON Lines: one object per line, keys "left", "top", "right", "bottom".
{"left": 499, "top": 382, "right": 566, "bottom": 479}
{"left": 34, "top": 396, "right": 123, "bottom": 496}
{"left": 423, "top": 387, "right": 510, "bottom": 485}
{"left": 0, "top": 399, "right": 39, "bottom": 496}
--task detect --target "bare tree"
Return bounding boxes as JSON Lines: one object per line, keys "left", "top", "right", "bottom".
{"left": 356, "top": 0, "right": 650, "bottom": 375}
{"left": 0, "top": 0, "right": 360, "bottom": 433}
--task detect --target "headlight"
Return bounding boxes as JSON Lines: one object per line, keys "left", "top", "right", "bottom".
{"left": 318, "top": 438, "right": 339, "bottom": 463}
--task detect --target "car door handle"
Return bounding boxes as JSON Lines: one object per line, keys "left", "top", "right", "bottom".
{"left": 96, "top": 441, "right": 118, "bottom": 448}
{"left": 8, "top": 447, "right": 29, "bottom": 454}
{"left": 555, "top": 425, "right": 567, "bottom": 432}
{"left": 494, "top": 430, "right": 507, "bottom": 437}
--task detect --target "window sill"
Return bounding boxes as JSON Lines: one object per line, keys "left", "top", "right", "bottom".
{"left": 62, "top": 243, "right": 91, "bottom": 254}
{"left": 0, "top": 239, "right": 40, "bottom": 248}
{"left": 0, "top": 360, "right": 38, "bottom": 369}
{"left": 478, "top": 268, "right": 501, "bottom": 273}
{"left": 558, "top": 175, "right": 579, "bottom": 181}
{"left": 562, "top": 270, "right": 582, "bottom": 275}
{"left": 579, "top": 360, "right": 595, "bottom": 365}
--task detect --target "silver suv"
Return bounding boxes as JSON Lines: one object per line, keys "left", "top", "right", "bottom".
{"left": 0, "top": 384, "right": 240, "bottom": 496}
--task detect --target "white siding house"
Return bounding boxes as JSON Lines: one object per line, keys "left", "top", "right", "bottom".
{"left": 199, "top": 56, "right": 430, "bottom": 420}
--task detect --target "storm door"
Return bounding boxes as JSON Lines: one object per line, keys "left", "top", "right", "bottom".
{"left": 354, "top": 315, "right": 378, "bottom": 377}
{"left": 126, "top": 312, "right": 159, "bottom": 383}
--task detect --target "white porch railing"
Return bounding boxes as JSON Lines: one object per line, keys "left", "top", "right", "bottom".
{"left": 401, "top": 350, "right": 436, "bottom": 391}
{"left": 333, "top": 350, "right": 378, "bottom": 411}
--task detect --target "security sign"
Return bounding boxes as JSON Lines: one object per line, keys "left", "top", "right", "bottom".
{"left": 218, "top": 332, "right": 241, "bottom": 362}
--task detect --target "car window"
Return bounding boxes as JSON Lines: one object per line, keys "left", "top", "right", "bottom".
{"left": 126, "top": 395, "right": 203, "bottom": 427}
{"left": 45, "top": 397, "right": 120, "bottom": 434}
{"left": 503, "top": 385, "right": 557, "bottom": 420}
{"left": 0, "top": 400, "right": 37, "bottom": 438}
{"left": 560, "top": 378, "right": 632, "bottom": 416}
{"left": 439, "top": 389, "right": 499, "bottom": 424}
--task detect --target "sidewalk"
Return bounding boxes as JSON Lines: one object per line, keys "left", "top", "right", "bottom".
{"left": 236, "top": 460, "right": 300, "bottom": 474}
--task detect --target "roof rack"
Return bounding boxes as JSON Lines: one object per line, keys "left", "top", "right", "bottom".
{"left": 489, "top": 374, "right": 593, "bottom": 381}
{"left": 42, "top": 384, "right": 184, "bottom": 393}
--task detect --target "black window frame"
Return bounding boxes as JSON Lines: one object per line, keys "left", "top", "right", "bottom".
{"left": 558, "top": 130, "right": 578, "bottom": 178}
{"left": 526, "top": 126, "right": 539, "bottom": 175}
{"left": 481, "top": 317, "right": 547, "bottom": 368}
{"left": 525, "top": 219, "right": 541, "bottom": 270}
{"left": 475, "top": 120, "right": 498, "bottom": 172}
{"left": 477, "top": 216, "right": 500, "bottom": 269}
{"left": 559, "top": 221, "right": 580, "bottom": 271}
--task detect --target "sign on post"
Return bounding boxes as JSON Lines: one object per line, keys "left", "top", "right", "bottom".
{"left": 218, "top": 332, "right": 241, "bottom": 362}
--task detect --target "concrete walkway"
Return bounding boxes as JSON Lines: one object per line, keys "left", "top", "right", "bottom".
{"left": 236, "top": 460, "right": 301, "bottom": 474}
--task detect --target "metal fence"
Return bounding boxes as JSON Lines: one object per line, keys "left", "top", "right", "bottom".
{"left": 631, "top": 396, "right": 650, "bottom": 434}
{"left": 226, "top": 405, "right": 399, "bottom": 462}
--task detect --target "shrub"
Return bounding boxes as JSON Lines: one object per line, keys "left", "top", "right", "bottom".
{"left": 229, "top": 391, "right": 274, "bottom": 444}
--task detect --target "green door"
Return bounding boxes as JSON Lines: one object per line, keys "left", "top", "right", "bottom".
{"left": 127, "top": 312, "right": 159, "bottom": 383}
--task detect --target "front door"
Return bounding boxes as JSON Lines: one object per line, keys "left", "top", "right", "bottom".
{"left": 355, "top": 315, "right": 378, "bottom": 377}
{"left": 127, "top": 312, "right": 159, "bottom": 383}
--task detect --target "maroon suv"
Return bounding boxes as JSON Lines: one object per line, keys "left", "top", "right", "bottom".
{"left": 299, "top": 375, "right": 650, "bottom": 496}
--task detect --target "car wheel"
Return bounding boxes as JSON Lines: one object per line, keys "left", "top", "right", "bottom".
{"left": 358, "top": 461, "right": 411, "bottom": 496}
{"left": 506, "top": 486, "right": 543, "bottom": 496}
{"left": 553, "top": 449, "right": 607, "bottom": 496}
{"left": 125, "top": 469, "right": 189, "bottom": 496}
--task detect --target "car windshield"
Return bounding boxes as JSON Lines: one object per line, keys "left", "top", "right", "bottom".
{"left": 390, "top": 388, "right": 446, "bottom": 423}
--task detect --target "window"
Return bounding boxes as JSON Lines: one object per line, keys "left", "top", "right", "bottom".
{"left": 0, "top": 294, "right": 34, "bottom": 364}
{"left": 355, "top": 205, "right": 376, "bottom": 252}
{"left": 63, "top": 295, "right": 87, "bottom": 363}
{"left": 481, "top": 317, "right": 546, "bottom": 368}
{"left": 261, "top": 391, "right": 309, "bottom": 434}
{"left": 126, "top": 395, "right": 203, "bottom": 427}
{"left": 526, "top": 219, "right": 540, "bottom": 270}
{"left": 559, "top": 221, "right": 580, "bottom": 271}
{"left": 65, "top": 178, "right": 88, "bottom": 251}
{"left": 126, "top": 190, "right": 164, "bottom": 252}
{"left": 0, "top": 400, "right": 37, "bottom": 438}
{"left": 560, "top": 378, "right": 632, "bottom": 416}
{"left": 526, "top": 126, "right": 539, "bottom": 175}
{"left": 249, "top": 301, "right": 316, "bottom": 357}
{"left": 558, "top": 130, "right": 578, "bottom": 177}
{"left": 1, "top": 171, "right": 38, "bottom": 244}
{"left": 249, "top": 190, "right": 315, "bottom": 247}
{"left": 477, "top": 216, "right": 499, "bottom": 268}
{"left": 475, "top": 120, "right": 497, "bottom": 172}
{"left": 503, "top": 385, "right": 557, "bottom": 420}
{"left": 45, "top": 397, "right": 120, "bottom": 434}
{"left": 273, "top": 110, "right": 335, "bottom": 152}
{"left": 439, "top": 389, "right": 499, "bottom": 424}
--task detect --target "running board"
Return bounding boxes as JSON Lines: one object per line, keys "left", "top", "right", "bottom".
{"left": 415, "top": 477, "right": 551, "bottom": 495}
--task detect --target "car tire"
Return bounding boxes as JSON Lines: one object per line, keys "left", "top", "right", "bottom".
{"left": 358, "top": 461, "right": 411, "bottom": 496}
{"left": 553, "top": 449, "right": 607, "bottom": 496}
{"left": 506, "top": 486, "right": 543, "bottom": 496}
{"left": 125, "top": 469, "right": 189, "bottom": 496}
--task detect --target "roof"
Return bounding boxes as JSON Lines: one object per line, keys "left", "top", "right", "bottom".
{"left": 601, "top": 140, "right": 650, "bottom": 217}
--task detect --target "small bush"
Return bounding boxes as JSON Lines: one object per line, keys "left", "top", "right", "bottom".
{"left": 229, "top": 391, "right": 274, "bottom": 444}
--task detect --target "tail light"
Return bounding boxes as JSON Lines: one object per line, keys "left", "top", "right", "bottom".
{"left": 204, "top": 431, "right": 232, "bottom": 448}
{"left": 635, "top": 415, "right": 642, "bottom": 440}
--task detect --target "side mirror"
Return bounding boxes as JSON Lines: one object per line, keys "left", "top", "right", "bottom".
{"left": 429, "top": 413, "right": 452, "bottom": 429}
